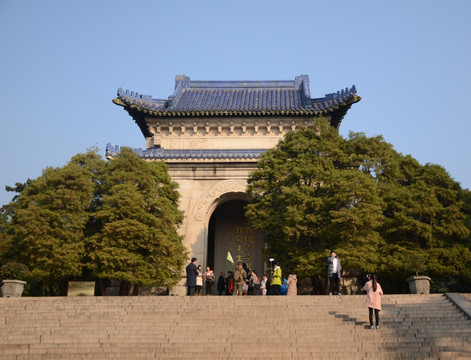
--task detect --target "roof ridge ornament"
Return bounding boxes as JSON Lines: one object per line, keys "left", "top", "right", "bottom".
{"left": 294, "top": 75, "right": 311, "bottom": 106}
{"left": 170, "top": 75, "right": 191, "bottom": 107}
{"left": 117, "top": 87, "right": 152, "bottom": 101}
{"left": 323, "top": 85, "right": 357, "bottom": 100}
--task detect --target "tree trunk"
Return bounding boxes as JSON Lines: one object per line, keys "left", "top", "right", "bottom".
{"left": 119, "top": 281, "right": 131, "bottom": 296}
{"left": 310, "top": 275, "right": 326, "bottom": 295}
{"left": 98, "top": 278, "right": 105, "bottom": 296}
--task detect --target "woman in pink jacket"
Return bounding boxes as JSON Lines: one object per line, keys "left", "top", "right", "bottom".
{"left": 362, "top": 274, "right": 383, "bottom": 329}
{"left": 286, "top": 273, "right": 297, "bottom": 296}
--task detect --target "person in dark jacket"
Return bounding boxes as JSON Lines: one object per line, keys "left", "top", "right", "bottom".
{"left": 217, "top": 272, "right": 226, "bottom": 296}
{"left": 186, "top": 257, "right": 198, "bottom": 296}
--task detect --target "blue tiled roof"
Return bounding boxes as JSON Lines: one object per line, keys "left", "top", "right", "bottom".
{"left": 106, "top": 144, "right": 266, "bottom": 160}
{"left": 113, "top": 75, "right": 360, "bottom": 117}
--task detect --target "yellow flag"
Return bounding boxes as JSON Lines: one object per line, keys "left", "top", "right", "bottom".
{"left": 227, "top": 251, "right": 234, "bottom": 264}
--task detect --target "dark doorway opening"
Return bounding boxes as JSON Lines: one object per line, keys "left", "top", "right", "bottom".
{"left": 207, "top": 199, "right": 265, "bottom": 288}
{"left": 207, "top": 213, "right": 216, "bottom": 270}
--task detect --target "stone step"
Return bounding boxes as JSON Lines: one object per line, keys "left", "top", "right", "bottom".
{"left": 0, "top": 294, "right": 470, "bottom": 359}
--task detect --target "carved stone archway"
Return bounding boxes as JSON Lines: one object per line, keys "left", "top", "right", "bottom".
{"left": 193, "top": 180, "right": 248, "bottom": 223}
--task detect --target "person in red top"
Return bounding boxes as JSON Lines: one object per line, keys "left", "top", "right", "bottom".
{"left": 362, "top": 274, "right": 383, "bottom": 329}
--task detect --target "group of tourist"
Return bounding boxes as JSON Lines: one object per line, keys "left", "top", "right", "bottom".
{"left": 185, "top": 259, "right": 298, "bottom": 296}
{"left": 186, "top": 252, "right": 383, "bottom": 329}
{"left": 185, "top": 258, "right": 216, "bottom": 296}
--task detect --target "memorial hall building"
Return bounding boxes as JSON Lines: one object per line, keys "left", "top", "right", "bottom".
{"left": 109, "top": 75, "right": 360, "bottom": 294}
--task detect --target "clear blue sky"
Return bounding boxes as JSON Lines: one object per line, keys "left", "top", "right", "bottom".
{"left": 1, "top": 0, "right": 470, "bottom": 206}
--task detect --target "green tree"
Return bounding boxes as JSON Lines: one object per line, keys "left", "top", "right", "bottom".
{"left": 0, "top": 207, "right": 11, "bottom": 261}
{"left": 377, "top": 154, "right": 471, "bottom": 288}
{"left": 1, "top": 147, "right": 188, "bottom": 295}
{"left": 461, "top": 189, "right": 471, "bottom": 239}
{"left": 1, "top": 157, "right": 98, "bottom": 294}
{"left": 246, "top": 118, "right": 471, "bottom": 292}
{"left": 246, "top": 119, "right": 385, "bottom": 278}
{"left": 89, "top": 147, "right": 187, "bottom": 294}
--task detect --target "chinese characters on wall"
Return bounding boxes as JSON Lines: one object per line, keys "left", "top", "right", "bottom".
{"left": 228, "top": 226, "right": 254, "bottom": 270}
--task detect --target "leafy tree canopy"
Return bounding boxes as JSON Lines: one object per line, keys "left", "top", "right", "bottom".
{"left": 89, "top": 147, "right": 187, "bottom": 288}
{"left": 246, "top": 118, "right": 470, "bottom": 290}
{"left": 0, "top": 147, "right": 187, "bottom": 294}
{"left": 1, "top": 158, "right": 97, "bottom": 283}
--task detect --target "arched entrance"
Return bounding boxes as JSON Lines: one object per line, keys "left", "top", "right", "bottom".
{"left": 207, "top": 199, "right": 265, "bottom": 292}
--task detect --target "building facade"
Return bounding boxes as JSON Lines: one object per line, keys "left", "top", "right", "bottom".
{"left": 109, "top": 75, "right": 360, "bottom": 294}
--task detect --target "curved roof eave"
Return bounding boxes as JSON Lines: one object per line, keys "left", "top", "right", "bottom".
{"left": 113, "top": 95, "right": 360, "bottom": 120}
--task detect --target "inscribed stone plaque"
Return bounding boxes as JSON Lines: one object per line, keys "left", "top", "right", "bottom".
{"left": 67, "top": 281, "right": 95, "bottom": 296}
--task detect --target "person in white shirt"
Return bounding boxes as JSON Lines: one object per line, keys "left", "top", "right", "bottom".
{"left": 327, "top": 250, "right": 342, "bottom": 295}
{"left": 195, "top": 265, "right": 203, "bottom": 296}
{"left": 260, "top": 275, "right": 268, "bottom": 295}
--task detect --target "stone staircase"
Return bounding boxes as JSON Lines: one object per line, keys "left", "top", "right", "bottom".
{"left": 0, "top": 294, "right": 470, "bottom": 359}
